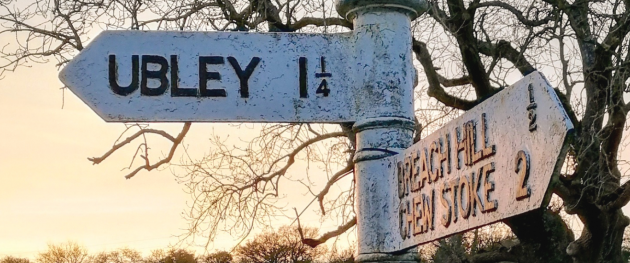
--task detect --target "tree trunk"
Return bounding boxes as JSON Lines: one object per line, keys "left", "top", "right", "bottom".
{"left": 567, "top": 209, "right": 629, "bottom": 263}
{"left": 505, "top": 209, "right": 574, "bottom": 263}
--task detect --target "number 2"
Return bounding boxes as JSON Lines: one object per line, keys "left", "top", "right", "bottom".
{"left": 515, "top": 150, "right": 531, "bottom": 200}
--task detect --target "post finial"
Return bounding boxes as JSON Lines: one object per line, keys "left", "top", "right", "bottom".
{"left": 336, "top": 0, "right": 427, "bottom": 21}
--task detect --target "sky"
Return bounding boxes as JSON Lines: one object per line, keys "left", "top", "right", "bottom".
{"left": 0, "top": 60, "right": 206, "bottom": 257}
{"left": 0, "top": 45, "right": 350, "bottom": 259}
{"left": 0, "top": 59, "right": 350, "bottom": 259}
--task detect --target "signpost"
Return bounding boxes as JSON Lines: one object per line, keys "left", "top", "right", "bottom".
{"left": 59, "top": 31, "right": 356, "bottom": 122}
{"left": 59, "top": 0, "right": 574, "bottom": 261}
{"left": 380, "top": 72, "right": 573, "bottom": 252}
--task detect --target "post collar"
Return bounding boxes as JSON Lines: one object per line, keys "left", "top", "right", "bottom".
{"left": 336, "top": 0, "right": 427, "bottom": 21}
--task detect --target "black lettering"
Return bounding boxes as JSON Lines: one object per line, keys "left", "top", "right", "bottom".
{"left": 405, "top": 200, "right": 413, "bottom": 238}
{"left": 438, "top": 134, "right": 451, "bottom": 176}
{"left": 228, "top": 56, "right": 261, "bottom": 98}
{"left": 171, "top": 55, "right": 196, "bottom": 97}
{"left": 455, "top": 126, "right": 465, "bottom": 170}
{"left": 399, "top": 201, "right": 411, "bottom": 239}
{"left": 450, "top": 178, "right": 459, "bottom": 223}
{"left": 411, "top": 150, "right": 420, "bottom": 192}
{"left": 109, "top": 54, "right": 139, "bottom": 96}
{"left": 413, "top": 196, "right": 422, "bottom": 235}
{"left": 299, "top": 57, "right": 308, "bottom": 98}
{"left": 473, "top": 113, "right": 497, "bottom": 162}
{"left": 199, "top": 56, "right": 227, "bottom": 97}
{"left": 399, "top": 203, "right": 407, "bottom": 239}
{"left": 466, "top": 122, "right": 475, "bottom": 166}
{"left": 430, "top": 141, "right": 439, "bottom": 182}
{"left": 420, "top": 148, "right": 431, "bottom": 189}
{"left": 423, "top": 189, "right": 435, "bottom": 232}
{"left": 440, "top": 181, "right": 452, "bottom": 227}
{"left": 471, "top": 169, "right": 485, "bottom": 215}
{"left": 314, "top": 57, "right": 331, "bottom": 96}
{"left": 483, "top": 162, "right": 498, "bottom": 212}
{"left": 316, "top": 79, "right": 330, "bottom": 96}
{"left": 397, "top": 161, "right": 405, "bottom": 199}
{"left": 404, "top": 155, "right": 412, "bottom": 196}
{"left": 141, "top": 55, "right": 169, "bottom": 96}
{"left": 527, "top": 84, "right": 538, "bottom": 132}
{"left": 315, "top": 57, "right": 332, "bottom": 78}
{"left": 459, "top": 175, "right": 472, "bottom": 219}
{"left": 515, "top": 150, "right": 531, "bottom": 200}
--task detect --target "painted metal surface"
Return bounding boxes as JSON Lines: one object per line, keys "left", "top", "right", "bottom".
{"left": 349, "top": 9, "right": 417, "bottom": 261}
{"left": 380, "top": 71, "right": 573, "bottom": 252}
{"left": 335, "top": 0, "right": 429, "bottom": 261}
{"left": 59, "top": 31, "right": 355, "bottom": 122}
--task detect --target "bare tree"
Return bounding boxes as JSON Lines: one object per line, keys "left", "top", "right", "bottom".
{"left": 142, "top": 248, "right": 198, "bottom": 263}
{"left": 36, "top": 241, "right": 90, "bottom": 263}
{"left": 2, "top": 0, "right": 630, "bottom": 262}
{"left": 162, "top": 249, "right": 197, "bottom": 263}
{"left": 0, "top": 256, "right": 31, "bottom": 263}
{"left": 412, "top": 1, "right": 630, "bottom": 262}
{"left": 143, "top": 249, "right": 168, "bottom": 263}
{"left": 324, "top": 247, "right": 354, "bottom": 263}
{"left": 91, "top": 248, "right": 143, "bottom": 263}
{"left": 234, "top": 226, "right": 326, "bottom": 263}
{"left": 198, "top": 251, "right": 232, "bottom": 263}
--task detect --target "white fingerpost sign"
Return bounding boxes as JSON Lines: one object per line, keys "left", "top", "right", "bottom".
{"left": 385, "top": 72, "right": 573, "bottom": 252}
{"left": 60, "top": 31, "right": 355, "bottom": 122}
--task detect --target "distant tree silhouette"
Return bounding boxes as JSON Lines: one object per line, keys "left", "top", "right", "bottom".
{"left": 36, "top": 241, "right": 89, "bottom": 263}
{"left": 162, "top": 249, "right": 197, "bottom": 263}
{"left": 324, "top": 247, "right": 354, "bottom": 263}
{"left": 235, "top": 226, "right": 325, "bottom": 263}
{"left": 143, "top": 249, "right": 167, "bottom": 263}
{"left": 0, "top": 256, "right": 30, "bottom": 263}
{"left": 91, "top": 248, "right": 142, "bottom": 263}
{"left": 198, "top": 251, "right": 232, "bottom": 263}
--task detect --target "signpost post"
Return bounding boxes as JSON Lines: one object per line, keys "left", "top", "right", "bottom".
{"left": 60, "top": 0, "right": 573, "bottom": 262}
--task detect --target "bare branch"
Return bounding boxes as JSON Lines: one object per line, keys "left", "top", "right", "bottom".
{"left": 413, "top": 39, "right": 479, "bottom": 110}
{"left": 88, "top": 122, "right": 191, "bottom": 179}
{"left": 88, "top": 127, "right": 177, "bottom": 164}
{"left": 442, "top": 0, "right": 494, "bottom": 97}
{"left": 600, "top": 180, "right": 630, "bottom": 211}
{"left": 477, "top": 40, "right": 536, "bottom": 76}
{"left": 316, "top": 161, "right": 353, "bottom": 215}
{"left": 233, "top": 131, "right": 346, "bottom": 192}
{"left": 123, "top": 122, "right": 190, "bottom": 179}
{"left": 474, "top": 1, "right": 555, "bottom": 27}
{"left": 300, "top": 216, "right": 356, "bottom": 248}
{"left": 138, "top": 2, "right": 219, "bottom": 27}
